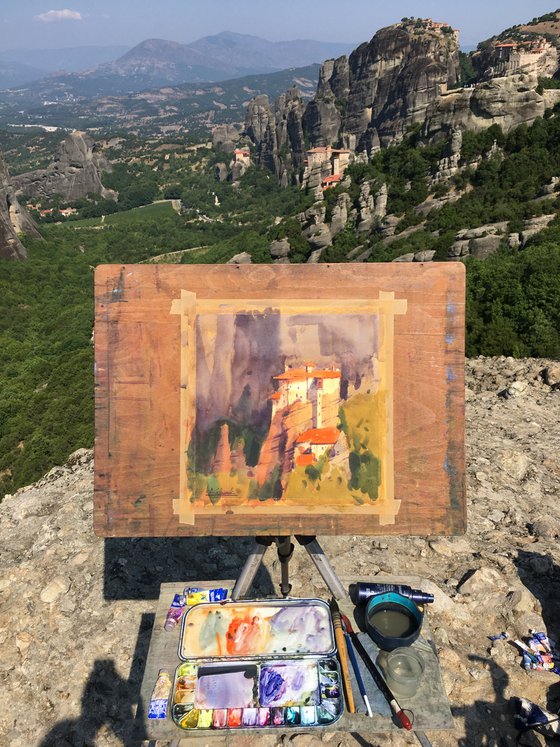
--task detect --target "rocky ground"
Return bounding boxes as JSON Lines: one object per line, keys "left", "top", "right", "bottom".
{"left": 1, "top": 357, "right": 559, "bottom": 747}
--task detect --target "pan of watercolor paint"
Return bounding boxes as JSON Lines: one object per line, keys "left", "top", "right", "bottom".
{"left": 171, "top": 598, "right": 343, "bottom": 731}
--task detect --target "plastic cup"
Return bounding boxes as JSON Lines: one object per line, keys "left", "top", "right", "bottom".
{"left": 382, "top": 647, "right": 424, "bottom": 698}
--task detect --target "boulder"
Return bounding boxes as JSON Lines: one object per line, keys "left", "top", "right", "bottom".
{"left": 12, "top": 132, "right": 114, "bottom": 203}
{"left": 269, "top": 238, "right": 291, "bottom": 259}
{"left": 303, "top": 223, "right": 332, "bottom": 250}
{"left": 227, "top": 252, "right": 252, "bottom": 264}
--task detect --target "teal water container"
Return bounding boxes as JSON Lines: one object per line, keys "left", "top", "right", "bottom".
{"left": 364, "top": 591, "right": 423, "bottom": 651}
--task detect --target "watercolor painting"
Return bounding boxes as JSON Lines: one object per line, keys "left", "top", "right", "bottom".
{"left": 171, "top": 292, "right": 407, "bottom": 526}
{"left": 180, "top": 601, "right": 334, "bottom": 660}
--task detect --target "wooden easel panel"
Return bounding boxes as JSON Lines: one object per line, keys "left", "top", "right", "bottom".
{"left": 94, "top": 264, "right": 465, "bottom": 537}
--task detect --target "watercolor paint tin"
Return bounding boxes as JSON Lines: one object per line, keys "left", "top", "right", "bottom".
{"left": 178, "top": 598, "right": 336, "bottom": 661}
{"left": 172, "top": 598, "right": 342, "bottom": 731}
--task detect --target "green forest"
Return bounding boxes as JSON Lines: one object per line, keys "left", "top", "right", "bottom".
{"left": 1, "top": 115, "right": 559, "bottom": 496}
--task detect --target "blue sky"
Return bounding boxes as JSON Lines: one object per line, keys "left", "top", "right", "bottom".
{"left": 1, "top": 1, "right": 557, "bottom": 50}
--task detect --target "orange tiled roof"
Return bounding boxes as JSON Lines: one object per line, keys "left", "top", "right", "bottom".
{"left": 296, "top": 453, "right": 316, "bottom": 466}
{"left": 322, "top": 175, "right": 341, "bottom": 184}
{"left": 296, "top": 427, "right": 340, "bottom": 445}
{"left": 312, "top": 369, "right": 341, "bottom": 379}
{"left": 274, "top": 366, "right": 341, "bottom": 381}
{"left": 273, "top": 367, "right": 308, "bottom": 381}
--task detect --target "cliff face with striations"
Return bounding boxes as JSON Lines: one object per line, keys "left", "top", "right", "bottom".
{"left": 244, "top": 88, "right": 306, "bottom": 184}
{"left": 305, "top": 21, "right": 460, "bottom": 151}
{"left": 422, "top": 73, "right": 560, "bottom": 142}
{"left": 0, "top": 153, "right": 41, "bottom": 260}
{"left": 11, "top": 132, "right": 115, "bottom": 203}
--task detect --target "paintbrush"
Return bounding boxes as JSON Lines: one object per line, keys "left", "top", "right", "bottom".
{"left": 330, "top": 599, "right": 356, "bottom": 713}
{"left": 340, "top": 613, "right": 412, "bottom": 731}
{"left": 340, "top": 613, "right": 373, "bottom": 717}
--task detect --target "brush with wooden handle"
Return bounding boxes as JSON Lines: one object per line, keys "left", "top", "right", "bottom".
{"left": 341, "top": 612, "right": 412, "bottom": 731}
{"left": 330, "top": 598, "right": 356, "bottom": 713}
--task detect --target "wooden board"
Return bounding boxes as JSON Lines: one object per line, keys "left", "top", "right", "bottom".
{"left": 94, "top": 263, "right": 465, "bottom": 537}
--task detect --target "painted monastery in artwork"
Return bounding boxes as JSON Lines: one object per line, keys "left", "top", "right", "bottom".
{"left": 191, "top": 355, "right": 385, "bottom": 511}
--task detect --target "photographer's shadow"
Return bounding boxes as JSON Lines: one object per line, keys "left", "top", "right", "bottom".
{"left": 38, "top": 656, "right": 146, "bottom": 747}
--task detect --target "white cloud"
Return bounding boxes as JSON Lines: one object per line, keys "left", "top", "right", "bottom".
{"left": 34, "top": 9, "right": 83, "bottom": 23}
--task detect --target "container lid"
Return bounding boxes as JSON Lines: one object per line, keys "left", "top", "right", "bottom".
{"left": 178, "top": 598, "right": 335, "bottom": 661}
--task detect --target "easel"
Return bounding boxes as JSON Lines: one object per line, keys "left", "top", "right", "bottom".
{"left": 232, "top": 535, "right": 347, "bottom": 600}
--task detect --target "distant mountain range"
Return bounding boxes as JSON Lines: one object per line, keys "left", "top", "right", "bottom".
{"left": 0, "top": 46, "right": 129, "bottom": 88}
{"left": 0, "top": 32, "right": 354, "bottom": 97}
{"left": 0, "top": 64, "right": 321, "bottom": 134}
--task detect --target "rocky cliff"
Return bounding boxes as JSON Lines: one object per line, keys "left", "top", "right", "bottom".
{"left": 244, "top": 88, "right": 306, "bottom": 184}
{"left": 1, "top": 358, "right": 559, "bottom": 745}
{"left": 423, "top": 73, "right": 560, "bottom": 142}
{"left": 304, "top": 20, "right": 460, "bottom": 152}
{"left": 0, "top": 153, "right": 41, "bottom": 260}
{"left": 11, "top": 131, "right": 115, "bottom": 203}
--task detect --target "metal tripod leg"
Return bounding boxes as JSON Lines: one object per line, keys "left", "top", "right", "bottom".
{"left": 296, "top": 536, "right": 347, "bottom": 600}
{"left": 232, "top": 535, "right": 347, "bottom": 601}
{"left": 231, "top": 536, "right": 272, "bottom": 600}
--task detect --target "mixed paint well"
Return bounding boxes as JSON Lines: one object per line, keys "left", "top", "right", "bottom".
{"left": 180, "top": 599, "right": 334, "bottom": 659}
{"left": 171, "top": 658, "right": 342, "bottom": 730}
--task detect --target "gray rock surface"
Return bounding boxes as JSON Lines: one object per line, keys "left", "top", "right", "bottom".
{"left": 329, "top": 192, "right": 352, "bottom": 237}
{"left": 305, "top": 21, "right": 459, "bottom": 150}
{"left": 244, "top": 89, "right": 306, "bottom": 184}
{"left": 423, "top": 74, "right": 551, "bottom": 142}
{"left": 1, "top": 358, "right": 560, "bottom": 746}
{"left": 212, "top": 124, "right": 242, "bottom": 153}
{"left": 226, "top": 252, "right": 252, "bottom": 264}
{"left": 12, "top": 132, "right": 114, "bottom": 203}
{"left": 269, "top": 238, "right": 291, "bottom": 259}
{"left": 0, "top": 152, "right": 42, "bottom": 260}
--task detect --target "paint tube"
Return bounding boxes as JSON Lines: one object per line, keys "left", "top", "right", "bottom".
{"left": 184, "top": 587, "right": 229, "bottom": 605}
{"left": 513, "top": 640, "right": 540, "bottom": 663}
{"left": 355, "top": 582, "right": 434, "bottom": 605}
{"left": 529, "top": 631, "right": 554, "bottom": 653}
{"left": 164, "top": 593, "right": 186, "bottom": 631}
{"left": 148, "top": 669, "right": 171, "bottom": 719}
{"left": 488, "top": 632, "right": 509, "bottom": 641}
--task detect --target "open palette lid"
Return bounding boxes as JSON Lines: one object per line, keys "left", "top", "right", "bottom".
{"left": 178, "top": 598, "right": 335, "bottom": 661}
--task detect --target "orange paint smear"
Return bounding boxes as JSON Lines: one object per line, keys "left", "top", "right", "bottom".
{"left": 225, "top": 615, "right": 267, "bottom": 655}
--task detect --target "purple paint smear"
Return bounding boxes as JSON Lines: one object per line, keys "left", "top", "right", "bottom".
{"left": 259, "top": 661, "right": 319, "bottom": 707}
{"left": 268, "top": 606, "right": 331, "bottom": 653}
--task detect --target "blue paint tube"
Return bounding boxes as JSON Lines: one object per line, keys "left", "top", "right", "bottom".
{"left": 148, "top": 669, "right": 171, "bottom": 719}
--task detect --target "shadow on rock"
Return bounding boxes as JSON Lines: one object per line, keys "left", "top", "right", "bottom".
{"left": 452, "top": 655, "right": 512, "bottom": 746}
{"left": 515, "top": 549, "right": 560, "bottom": 716}
{"left": 39, "top": 614, "right": 153, "bottom": 747}
{"left": 104, "top": 535, "right": 274, "bottom": 600}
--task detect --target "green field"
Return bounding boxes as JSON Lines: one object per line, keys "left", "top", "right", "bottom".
{"left": 69, "top": 200, "right": 178, "bottom": 227}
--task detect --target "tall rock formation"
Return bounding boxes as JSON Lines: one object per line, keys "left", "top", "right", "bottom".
{"left": 302, "top": 56, "right": 350, "bottom": 147}
{"left": 304, "top": 19, "right": 460, "bottom": 151}
{"left": 244, "top": 88, "right": 306, "bottom": 184}
{"left": 12, "top": 132, "right": 114, "bottom": 203}
{"left": 0, "top": 153, "right": 41, "bottom": 260}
